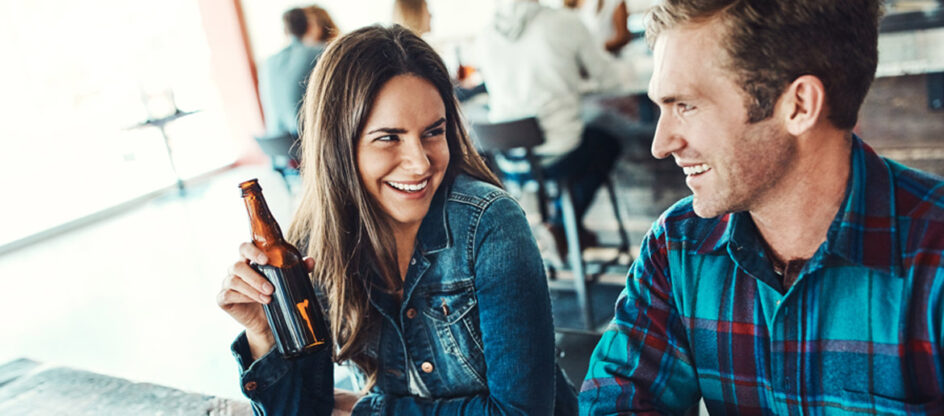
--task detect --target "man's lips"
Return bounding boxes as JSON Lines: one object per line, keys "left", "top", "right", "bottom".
{"left": 681, "top": 163, "right": 711, "bottom": 176}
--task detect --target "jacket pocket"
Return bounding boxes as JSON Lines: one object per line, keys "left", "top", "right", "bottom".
{"left": 419, "top": 280, "right": 488, "bottom": 390}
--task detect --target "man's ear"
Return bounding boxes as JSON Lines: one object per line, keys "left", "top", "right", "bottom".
{"left": 780, "top": 75, "right": 825, "bottom": 136}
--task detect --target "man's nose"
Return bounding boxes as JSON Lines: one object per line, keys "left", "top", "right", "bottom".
{"left": 650, "top": 115, "right": 685, "bottom": 160}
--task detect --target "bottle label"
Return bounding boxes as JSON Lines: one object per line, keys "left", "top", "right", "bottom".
{"left": 252, "top": 263, "right": 327, "bottom": 357}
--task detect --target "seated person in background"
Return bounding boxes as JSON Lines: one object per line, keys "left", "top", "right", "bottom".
{"left": 574, "top": 0, "right": 632, "bottom": 55}
{"left": 581, "top": 0, "right": 944, "bottom": 414}
{"left": 477, "top": 0, "right": 622, "bottom": 259}
{"left": 218, "top": 25, "right": 577, "bottom": 415}
{"left": 258, "top": 5, "right": 337, "bottom": 139}
{"left": 393, "top": 0, "right": 486, "bottom": 102}
{"left": 392, "top": 0, "right": 431, "bottom": 35}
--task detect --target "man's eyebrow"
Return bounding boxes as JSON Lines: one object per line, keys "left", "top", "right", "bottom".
{"left": 366, "top": 117, "right": 446, "bottom": 135}
{"left": 657, "top": 95, "right": 682, "bottom": 104}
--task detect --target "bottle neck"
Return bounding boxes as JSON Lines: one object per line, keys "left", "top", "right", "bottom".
{"left": 242, "top": 191, "right": 284, "bottom": 246}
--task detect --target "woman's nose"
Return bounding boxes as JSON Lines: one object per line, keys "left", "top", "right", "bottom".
{"left": 400, "top": 137, "right": 431, "bottom": 173}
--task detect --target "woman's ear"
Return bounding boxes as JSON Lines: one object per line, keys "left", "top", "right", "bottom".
{"left": 780, "top": 75, "right": 826, "bottom": 136}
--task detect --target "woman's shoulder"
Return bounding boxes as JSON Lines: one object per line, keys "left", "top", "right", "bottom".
{"left": 445, "top": 174, "right": 513, "bottom": 209}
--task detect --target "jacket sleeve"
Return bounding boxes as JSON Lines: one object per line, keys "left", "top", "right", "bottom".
{"left": 351, "top": 196, "right": 563, "bottom": 415}
{"left": 578, "top": 222, "right": 700, "bottom": 415}
{"left": 231, "top": 332, "right": 334, "bottom": 416}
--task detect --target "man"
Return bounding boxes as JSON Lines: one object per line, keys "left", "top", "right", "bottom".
{"left": 477, "top": 0, "right": 622, "bottom": 259}
{"left": 581, "top": 0, "right": 944, "bottom": 414}
{"left": 258, "top": 6, "right": 334, "bottom": 138}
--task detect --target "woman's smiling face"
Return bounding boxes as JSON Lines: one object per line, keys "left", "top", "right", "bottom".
{"left": 356, "top": 74, "right": 450, "bottom": 233}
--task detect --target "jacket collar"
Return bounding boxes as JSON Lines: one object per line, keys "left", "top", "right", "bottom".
{"left": 707, "top": 135, "right": 902, "bottom": 277}
{"left": 415, "top": 176, "right": 453, "bottom": 255}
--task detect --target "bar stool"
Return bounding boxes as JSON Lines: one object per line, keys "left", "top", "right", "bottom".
{"left": 471, "top": 117, "right": 631, "bottom": 332}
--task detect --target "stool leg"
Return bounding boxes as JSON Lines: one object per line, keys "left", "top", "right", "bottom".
{"left": 605, "top": 177, "right": 632, "bottom": 257}
{"left": 560, "top": 183, "right": 592, "bottom": 330}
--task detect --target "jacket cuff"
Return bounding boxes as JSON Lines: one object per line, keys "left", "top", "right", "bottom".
{"left": 230, "top": 331, "right": 291, "bottom": 399}
{"left": 351, "top": 394, "right": 385, "bottom": 415}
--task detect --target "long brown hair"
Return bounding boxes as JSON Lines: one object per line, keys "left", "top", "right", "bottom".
{"left": 287, "top": 25, "right": 499, "bottom": 390}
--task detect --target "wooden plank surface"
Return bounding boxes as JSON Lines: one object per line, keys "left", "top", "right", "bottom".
{"left": 0, "top": 359, "right": 251, "bottom": 416}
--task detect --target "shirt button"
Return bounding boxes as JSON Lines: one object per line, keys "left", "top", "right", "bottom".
{"left": 410, "top": 258, "right": 416, "bottom": 265}
{"left": 244, "top": 381, "right": 258, "bottom": 391}
{"left": 406, "top": 308, "right": 417, "bottom": 319}
{"left": 421, "top": 362, "right": 434, "bottom": 373}
{"left": 776, "top": 300, "right": 781, "bottom": 305}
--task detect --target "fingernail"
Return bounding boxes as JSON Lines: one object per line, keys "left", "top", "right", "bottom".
{"left": 259, "top": 294, "right": 271, "bottom": 304}
{"left": 257, "top": 255, "right": 268, "bottom": 264}
{"left": 262, "top": 282, "right": 274, "bottom": 294}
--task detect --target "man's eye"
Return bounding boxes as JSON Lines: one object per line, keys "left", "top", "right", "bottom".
{"left": 678, "top": 103, "right": 696, "bottom": 113}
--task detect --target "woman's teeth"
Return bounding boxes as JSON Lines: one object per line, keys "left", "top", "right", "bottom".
{"left": 387, "top": 180, "right": 428, "bottom": 192}
{"left": 683, "top": 164, "right": 711, "bottom": 176}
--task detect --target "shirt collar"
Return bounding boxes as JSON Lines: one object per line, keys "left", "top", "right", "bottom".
{"left": 708, "top": 135, "right": 901, "bottom": 277}
{"left": 822, "top": 135, "right": 901, "bottom": 277}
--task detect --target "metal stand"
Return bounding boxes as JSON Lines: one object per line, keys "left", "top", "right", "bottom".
{"left": 130, "top": 108, "right": 199, "bottom": 195}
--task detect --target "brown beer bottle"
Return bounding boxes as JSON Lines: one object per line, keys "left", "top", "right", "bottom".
{"left": 239, "top": 179, "right": 328, "bottom": 358}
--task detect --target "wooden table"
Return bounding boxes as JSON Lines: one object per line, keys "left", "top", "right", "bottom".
{"left": 0, "top": 358, "right": 250, "bottom": 415}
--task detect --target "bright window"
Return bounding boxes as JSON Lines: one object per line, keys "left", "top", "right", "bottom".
{"left": 0, "top": 0, "right": 236, "bottom": 249}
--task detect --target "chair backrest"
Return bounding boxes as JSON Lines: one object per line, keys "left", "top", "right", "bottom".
{"left": 471, "top": 117, "right": 545, "bottom": 152}
{"left": 471, "top": 117, "right": 552, "bottom": 223}
{"left": 254, "top": 132, "right": 300, "bottom": 162}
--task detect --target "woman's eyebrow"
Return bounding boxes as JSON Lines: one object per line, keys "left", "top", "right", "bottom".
{"left": 366, "top": 117, "right": 445, "bottom": 135}
{"left": 366, "top": 127, "right": 407, "bottom": 135}
{"left": 423, "top": 117, "right": 446, "bottom": 131}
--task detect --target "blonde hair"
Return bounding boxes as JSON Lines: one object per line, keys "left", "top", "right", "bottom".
{"left": 392, "top": 0, "right": 429, "bottom": 34}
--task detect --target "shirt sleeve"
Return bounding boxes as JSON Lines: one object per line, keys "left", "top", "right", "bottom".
{"left": 579, "top": 222, "right": 701, "bottom": 414}
{"left": 571, "top": 13, "right": 620, "bottom": 93}
{"left": 350, "top": 196, "right": 563, "bottom": 415}
{"left": 231, "top": 331, "right": 335, "bottom": 416}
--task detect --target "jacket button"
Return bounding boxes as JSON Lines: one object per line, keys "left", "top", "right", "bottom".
{"left": 244, "top": 381, "right": 258, "bottom": 391}
{"left": 406, "top": 308, "right": 417, "bottom": 319}
{"left": 420, "top": 362, "right": 434, "bottom": 373}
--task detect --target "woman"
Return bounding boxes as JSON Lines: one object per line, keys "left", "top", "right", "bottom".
{"left": 218, "top": 25, "right": 577, "bottom": 415}
{"left": 305, "top": 4, "right": 339, "bottom": 43}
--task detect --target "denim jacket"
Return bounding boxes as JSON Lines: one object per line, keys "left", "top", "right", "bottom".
{"left": 231, "top": 174, "right": 578, "bottom": 415}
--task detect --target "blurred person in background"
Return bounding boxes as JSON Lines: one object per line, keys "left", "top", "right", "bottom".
{"left": 219, "top": 25, "right": 578, "bottom": 415}
{"left": 477, "top": 0, "right": 622, "bottom": 260}
{"left": 258, "top": 5, "right": 338, "bottom": 138}
{"left": 393, "top": 0, "right": 486, "bottom": 102}
{"left": 571, "top": 0, "right": 632, "bottom": 56}
{"left": 392, "top": 0, "right": 432, "bottom": 35}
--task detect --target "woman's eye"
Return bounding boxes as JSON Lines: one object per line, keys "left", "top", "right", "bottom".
{"left": 424, "top": 128, "right": 445, "bottom": 138}
{"left": 375, "top": 134, "right": 399, "bottom": 142}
